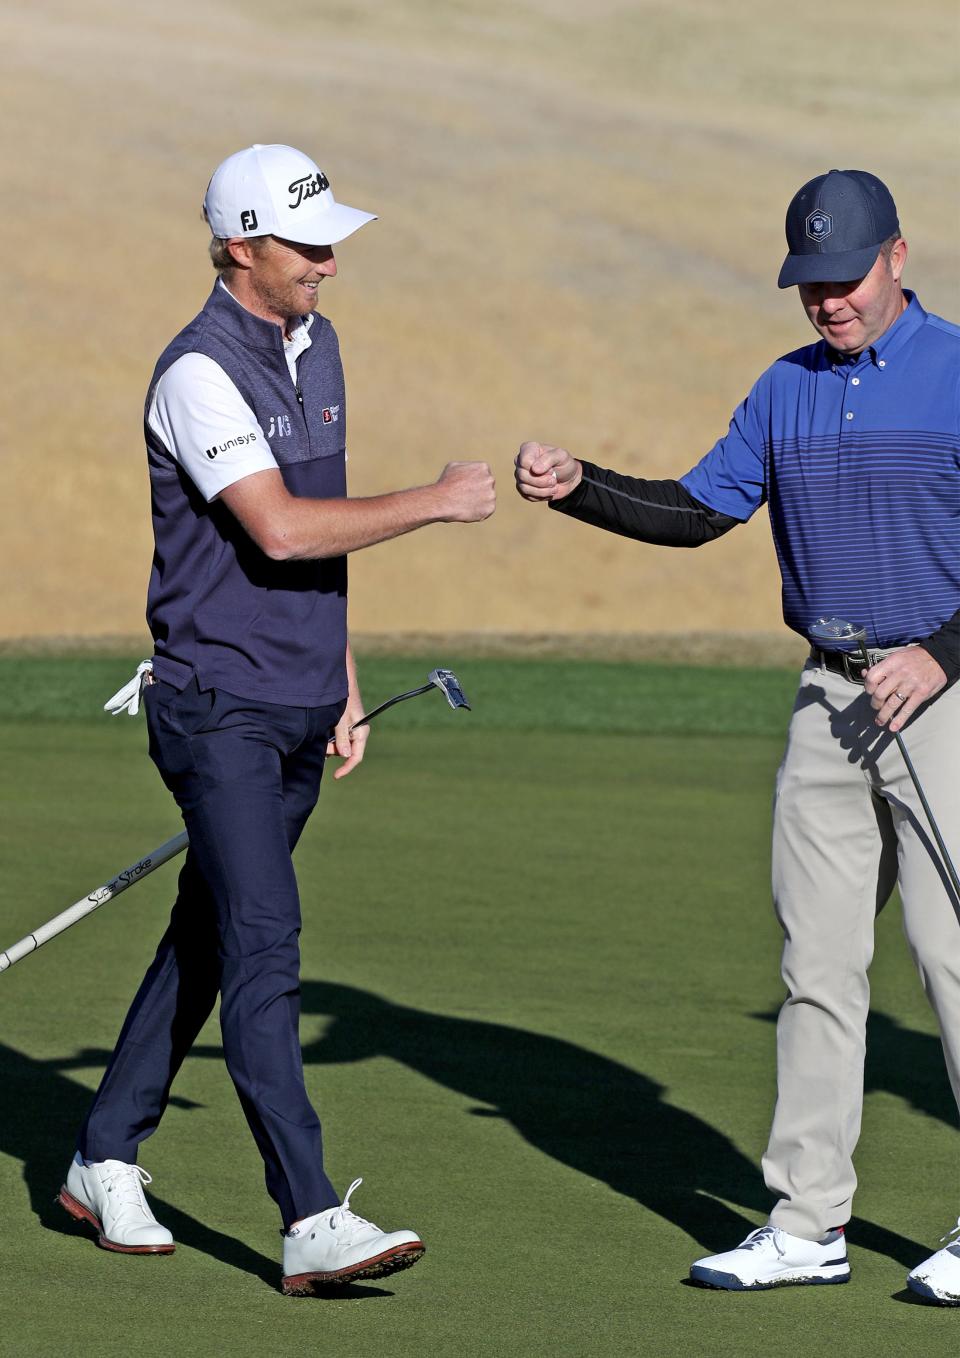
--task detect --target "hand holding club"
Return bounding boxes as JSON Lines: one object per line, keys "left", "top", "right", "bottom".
{"left": 863, "top": 648, "right": 948, "bottom": 733}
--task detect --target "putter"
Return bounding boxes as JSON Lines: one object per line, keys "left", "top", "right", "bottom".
{"left": 809, "top": 616, "right": 960, "bottom": 900}
{"left": 1, "top": 666, "right": 471, "bottom": 974}
{"left": 349, "top": 667, "right": 470, "bottom": 731}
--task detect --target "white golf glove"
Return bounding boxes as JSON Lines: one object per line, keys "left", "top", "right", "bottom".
{"left": 103, "top": 660, "right": 154, "bottom": 717}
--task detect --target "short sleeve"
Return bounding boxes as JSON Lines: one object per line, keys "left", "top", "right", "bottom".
{"left": 679, "top": 372, "right": 771, "bottom": 522}
{"left": 147, "top": 353, "right": 279, "bottom": 501}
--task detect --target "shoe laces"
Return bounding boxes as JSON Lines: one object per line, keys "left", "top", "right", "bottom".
{"left": 329, "top": 1178, "right": 378, "bottom": 1235}
{"left": 940, "top": 1217, "right": 960, "bottom": 1246}
{"left": 740, "top": 1225, "right": 785, "bottom": 1257}
{"left": 102, "top": 1163, "right": 153, "bottom": 1216}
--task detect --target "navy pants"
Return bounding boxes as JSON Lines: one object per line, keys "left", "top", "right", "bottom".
{"left": 78, "top": 678, "right": 345, "bottom": 1228}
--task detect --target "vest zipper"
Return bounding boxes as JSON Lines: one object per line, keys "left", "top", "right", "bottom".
{"left": 294, "top": 369, "right": 309, "bottom": 446}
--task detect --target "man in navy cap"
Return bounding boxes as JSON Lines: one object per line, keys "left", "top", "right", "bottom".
{"left": 57, "top": 144, "right": 495, "bottom": 1294}
{"left": 514, "top": 170, "right": 960, "bottom": 1302}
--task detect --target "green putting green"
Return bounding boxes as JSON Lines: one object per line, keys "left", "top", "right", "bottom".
{"left": 0, "top": 657, "right": 955, "bottom": 1355}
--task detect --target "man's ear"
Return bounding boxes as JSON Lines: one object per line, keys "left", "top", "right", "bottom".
{"left": 890, "top": 237, "right": 907, "bottom": 283}
{"left": 225, "top": 237, "right": 257, "bottom": 269}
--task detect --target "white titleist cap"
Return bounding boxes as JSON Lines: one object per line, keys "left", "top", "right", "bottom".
{"left": 203, "top": 144, "right": 376, "bottom": 246}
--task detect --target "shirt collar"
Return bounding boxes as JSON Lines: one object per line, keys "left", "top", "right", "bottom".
{"left": 869, "top": 289, "right": 925, "bottom": 364}
{"left": 283, "top": 315, "right": 314, "bottom": 362}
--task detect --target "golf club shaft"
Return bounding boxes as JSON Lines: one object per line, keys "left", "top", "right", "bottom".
{"left": 0, "top": 691, "right": 398, "bottom": 973}
{"left": 892, "top": 729, "right": 960, "bottom": 899}
{"left": 2, "top": 668, "right": 468, "bottom": 973}
{"left": 349, "top": 682, "right": 435, "bottom": 732}
{"left": 0, "top": 831, "right": 189, "bottom": 974}
{"left": 857, "top": 641, "right": 960, "bottom": 900}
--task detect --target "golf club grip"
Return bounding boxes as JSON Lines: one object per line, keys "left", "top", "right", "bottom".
{"left": 0, "top": 830, "right": 189, "bottom": 974}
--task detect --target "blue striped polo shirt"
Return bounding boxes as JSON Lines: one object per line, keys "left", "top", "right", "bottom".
{"left": 680, "top": 293, "right": 960, "bottom": 648}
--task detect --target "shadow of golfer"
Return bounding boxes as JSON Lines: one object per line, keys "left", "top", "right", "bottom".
{"left": 138, "top": 977, "right": 759, "bottom": 1249}
{"left": 863, "top": 1012, "right": 960, "bottom": 1127}
{"left": 277, "top": 979, "right": 930, "bottom": 1263}
{"left": 15, "top": 1007, "right": 771, "bottom": 1256}
{"left": 13, "top": 987, "right": 939, "bottom": 1274}
{"left": 0, "top": 1040, "right": 384, "bottom": 1294}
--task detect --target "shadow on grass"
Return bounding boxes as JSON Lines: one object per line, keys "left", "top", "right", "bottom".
{"left": 0, "top": 1041, "right": 392, "bottom": 1297}
{"left": 4, "top": 985, "right": 947, "bottom": 1281}
{"left": 279, "top": 981, "right": 939, "bottom": 1265}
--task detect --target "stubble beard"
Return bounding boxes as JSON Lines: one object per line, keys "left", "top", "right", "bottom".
{"left": 251, "top": 274, "right": 312, "bottom": 328}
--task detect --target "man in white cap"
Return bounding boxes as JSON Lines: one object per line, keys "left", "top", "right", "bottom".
{"left": 57, "top": 145, "right": 495, "bottom": 1293}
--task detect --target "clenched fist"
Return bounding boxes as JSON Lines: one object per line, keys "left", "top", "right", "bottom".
{"left": 436, "top": 461, "right": 496, "bottom": 522}
{"left": 514, "top": 441, "right": 582, "bottom": 502}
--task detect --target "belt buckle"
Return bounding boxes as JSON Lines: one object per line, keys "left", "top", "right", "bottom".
{"left": 840, "top": 650, "right": 869, "bottom": 684}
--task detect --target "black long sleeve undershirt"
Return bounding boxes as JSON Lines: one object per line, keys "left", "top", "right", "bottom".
{"left": 919, "top": 616, "right": 960, "bottom": 686}
{"left": 548, "top": 460, "right": 740, "bottom": 547}
{"left": 549, "top": 459, "right": 960, "bottom": 685}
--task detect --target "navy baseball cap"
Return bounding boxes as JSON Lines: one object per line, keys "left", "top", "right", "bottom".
{"left": 778, "top": 170, "right": 900, "bottom": 288}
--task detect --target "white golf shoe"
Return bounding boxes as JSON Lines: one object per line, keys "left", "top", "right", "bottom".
{"left": 690, "top": 1224, "right": 850, "bottom": 1290}
{"left": 906, "top": 1218, "right": 960, "bottom": 1305}
{"left": 281, "top": 1178, "right": 424, "bottom": 1295}
{"left": 58, "top": 1154, "right": 175, "bottom": 1254}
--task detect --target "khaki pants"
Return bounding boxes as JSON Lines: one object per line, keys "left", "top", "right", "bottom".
{"left": 763, "top": 660, "right": 960, "bottom": 1240}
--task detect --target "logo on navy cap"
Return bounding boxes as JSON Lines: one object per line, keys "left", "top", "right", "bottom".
{"left": 805, "top": 210, "right": 833, "bottom": 242}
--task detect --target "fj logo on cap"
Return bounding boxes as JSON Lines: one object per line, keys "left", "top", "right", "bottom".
{"left": 805, "top": 210, "right": 833, "bottom": 242}
{"left": 288, "top": 171, "right": 330, "bottom": 209}
{"left": 240, "top": 209, "right": 259, "bottom": 231}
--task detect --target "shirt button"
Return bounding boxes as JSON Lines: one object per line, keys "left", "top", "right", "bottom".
{"left": 878, "top": 359, "right": 886, "bottom": 368}
{"left": 846, "top": 412, "right": 854, "bottom": 420}
{"left": 851, "top": 377, "right": 860, "bottom": 386}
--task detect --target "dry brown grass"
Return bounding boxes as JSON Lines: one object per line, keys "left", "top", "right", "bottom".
{"left": 0, "top": 629, "right": 809, "bottom": 667}
{"left": 3, "top": 1, "right": 958, "bottom": 644}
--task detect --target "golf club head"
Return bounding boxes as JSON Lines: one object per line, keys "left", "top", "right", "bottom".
{"left": 809, "top": 616, "right": 867, "bottom": 649}
{"left": 429, "top": 668, "right": 471, "bottom": 711}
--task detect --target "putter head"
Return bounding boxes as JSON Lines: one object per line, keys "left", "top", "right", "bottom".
{"left": 429, "top": 668, "right": 471, "bottom": 711}
{"left": 809, "top": 616, "right": 867, "bottom": 649}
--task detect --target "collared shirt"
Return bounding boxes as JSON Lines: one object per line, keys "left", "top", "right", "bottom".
{"left": 680, "top": 293, "right": 960, "bottom": 648}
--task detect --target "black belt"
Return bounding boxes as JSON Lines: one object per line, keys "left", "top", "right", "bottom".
{"left": 809, "top": 646, "right": 884, "bottom": 684}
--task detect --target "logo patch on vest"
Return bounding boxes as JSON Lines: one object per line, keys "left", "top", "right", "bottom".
{"left": 805, "top": 210, "right": 833, "bottom": 242}
{"left": 266, "top": 414, "right": 293, "bottom": 440}
{"left": 321, "top": 405, "right": 341, "bottom": 424}
{"left": 205, "top": 432, "right": 258, "bottom": 460}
